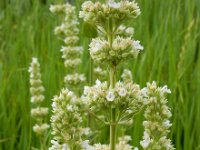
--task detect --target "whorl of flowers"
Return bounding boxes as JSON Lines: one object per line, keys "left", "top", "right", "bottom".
{"left": 82, "top": 136, "right": 137, "bottom": 150}
{"left": 83, "top": 80, "right": 144, "bottom": 124}
{"left": 50, "top": 3, "right": 85, "bottom": 89}
{"left": 60, "top": 46, "right": 83, "bottom": 69}
{"left": 50, "top": 88, "right": 88, "bottom": 150}
{"left": 89, "top": 37, "right": 143, "bottom": 65}
{"left": 28, "top": 57, "right": 49, "bottom": 135}
{"left": 79, "top": 0, "right": 141, "bottom": 28}
{"left": 140, "top": 81, "right": 174, "bottom": 150}
{"left": 64, "top": 73, "right": 86, "bottom": 86}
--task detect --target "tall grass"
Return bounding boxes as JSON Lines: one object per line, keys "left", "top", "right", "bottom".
{"left": 0, "top": 0, "right": 199, "bottom": 149}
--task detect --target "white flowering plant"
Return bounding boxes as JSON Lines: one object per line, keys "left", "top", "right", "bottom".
{"left": 50, "top": 3, "right": 85, "bottom": 93}
{"left": 28, "top": 1, "right": 175, "bottom": 150}
{"left": 28, "top": 57, "right": 49, "bottom": 150}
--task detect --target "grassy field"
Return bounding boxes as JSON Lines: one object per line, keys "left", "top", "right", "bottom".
{"left": 0, "top": 0, "right": 200, "bottom": 149}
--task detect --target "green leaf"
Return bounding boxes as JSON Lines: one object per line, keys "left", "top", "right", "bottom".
{"left": 82, "top": 22, "right": 98, "bottom": 38}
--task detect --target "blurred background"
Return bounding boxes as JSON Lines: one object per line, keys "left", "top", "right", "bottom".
{"left": 0, "top": 0, "right": 200, "bottom": 149}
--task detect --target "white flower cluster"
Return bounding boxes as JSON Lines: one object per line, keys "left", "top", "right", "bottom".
{"left": 33, "top": 124, "right": 50, "bottom": 135}
{"left": 121, "top": 69, "right": 133, "bottom": 83}
{"left": 140, "top": 81, "right": 174, "bottom": 150}
{"left": 64, "top": 73, "right": 86, "bottom": 86}
{"left": 83, "top": 80, "right": 144, "bottom": 121}
{"left": 82, "top": 136, "right": 136, "bottom": 150}
{"left": 61, "top": 46, "right": 83, "bottom": 69}
{"left": 89, "top": 36, "right": 143, "bottom": 65}
{"left": 50, "top": 3, "right": 85, "bottom": 89}
{"left": 31, "top": 107, "right": 48, "bottom": 118}
{"left": 116, "top": 136, "right": 133, "bottom": 150}
{"left": 28, "top": 57, "right": 49, "bottom": 135}
{"left": 79, "top": 1, "right": 141, "bottom": 27}
{"left": 50, "top": 88, "right": 85, "bottom": 150}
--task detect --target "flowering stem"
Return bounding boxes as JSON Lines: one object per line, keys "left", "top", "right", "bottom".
{"left": 109, "top": 65, "right": 115, "bottom": 89}
{"left": 110, "top": 107, "right": 116, "bottom": 150}
{"left": 109, "top": 65, "right": 116, "bottom": 150}
{"left": 39, "top": 135, "right": 45, "bottom": 150}
{"left": 108, "top": 16, "right": 117, "bottom": 150}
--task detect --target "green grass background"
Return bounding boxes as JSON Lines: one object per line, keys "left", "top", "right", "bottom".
{"left": 0, "top": 0, "right": 200, "bottom": 149}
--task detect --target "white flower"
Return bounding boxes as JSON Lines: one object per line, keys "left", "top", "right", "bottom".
{"left": 108, "top": 1, "right": 120, "bottom": 9}
{"left": 66, "top": 91, "right": 73, "bottom": 98}
{"left": 52, "top": 102, "right": 56, "bottom": 108}
{"left": 140, "top": 131, "right": 151, "bottom": 148}
{"left": 92, "top": 40, "right": 102, "bottom": 53}
{"left": 62, "top": 144, "right": 70, "bottom": 150}
{"left": 66, "top": 105, "right": 73, "bottom": 112}
{"left": 161, "top": 85, "right": 171, "bottom": 94}
{"left": 96, "top": 79, "right": 101, "bottom": 85}
{"left": 84, "top": 86, "right": 90, "bottom": 95}
{"left": 80, "top": 75, "right": 86, "bottom": 81}
{"left": 141, "top": 87, "right": 148, "bottom": 97}
{"left": 106, "top": 91, "right": 115, "bottom": 102}
{"left": 133, "top": 40, "right": 144, "bottom": 50}
{"left": 81, "top": 140, "right": 94, "bottom": 150}
{"left": 126, "top": 27, "right": 134, "bottom": 35}
{"left": 159, "top": 136, "right": 173, "bottom": 149}
{"left": 82, "top": 128, "right": 91, "bottom": 135}
{"left": 163, "top": 120, "right": 172, "bottom": 128}
{"left": 118, "top": 88, "right": 127, "bottom": 97}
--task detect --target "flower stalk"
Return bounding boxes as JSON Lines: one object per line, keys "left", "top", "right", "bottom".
{"left": 109, "top": 64, "right": 117, "bottom": 150}
{"left": 108, "top": 14, "right": 117, "bottom": 149}
{"left": 110, "top": 107, "right": 116, "bottom": 150}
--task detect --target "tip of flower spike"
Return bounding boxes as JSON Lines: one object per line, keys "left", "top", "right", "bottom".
{"left": 95, "top": 79, "right": 101, "bottom": 85}
{"left": 32, "top": 57, "right": 38, "bottom": 62}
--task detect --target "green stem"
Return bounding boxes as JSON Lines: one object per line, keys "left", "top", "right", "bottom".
{"left": 110, "top": 107, "right": 116, "bottom": 150}
{"left": 109, "top": 65, "right": 115, "bottom": 88}
{"left": 108, "top": 17, "right": 117, "bottom": 150}
{"left": 109, "top": 65, "right": 116, "bottom": 150}
{"left": 39, "top": 135, "right": 44, "bottom": 150}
